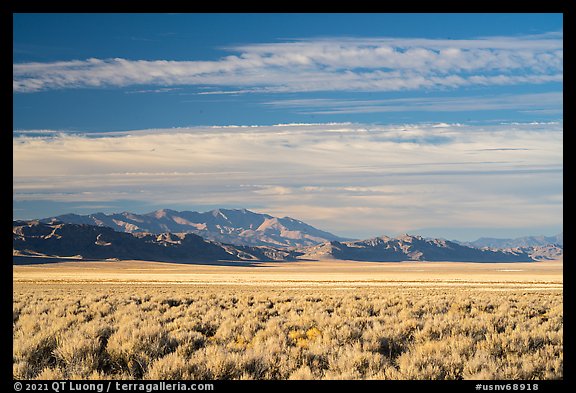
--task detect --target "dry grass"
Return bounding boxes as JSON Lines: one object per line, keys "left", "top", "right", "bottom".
{"left": 13, "top": 284, "right": 562, "bottom": 380}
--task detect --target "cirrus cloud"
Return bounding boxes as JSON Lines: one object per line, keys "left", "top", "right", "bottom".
{"left": 263, "top": 92, "right": 563, "bottom": 115}
{"left": 13, "top": 33, "right": 562, "bottom": 93}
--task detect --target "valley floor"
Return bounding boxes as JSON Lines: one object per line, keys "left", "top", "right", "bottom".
{"left": 13, "top": 258, "right": 563, "bottom": 290}
{"left": 13, "top": 259, "right": 563, "bottom": 380}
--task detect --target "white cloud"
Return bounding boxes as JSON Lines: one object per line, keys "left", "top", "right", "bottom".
{"left": 13, "top": 33, "right": 562, "bottom": 93}
{"left": 13, "top": 122, "right": 562, "bottom": 238}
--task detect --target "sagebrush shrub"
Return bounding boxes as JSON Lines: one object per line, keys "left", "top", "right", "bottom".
{"left": 13, "top": 284, "right": 563, "bottom": 380}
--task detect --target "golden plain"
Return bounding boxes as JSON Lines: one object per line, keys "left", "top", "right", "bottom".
{"left": 13, "top": 259, "right": 563, "bottom": 380}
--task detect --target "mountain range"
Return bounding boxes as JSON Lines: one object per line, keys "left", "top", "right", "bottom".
{"left": 12, "top": 208, "right": 561, "bottom": 263}
{"left": 40, "top": 208, "right": 344, "bottom": 248}
{"left": 462, "top": 233, "right": 563, "bottom": 249}
{"left": 300, "top": 235, "right": 533, "bottom": 262}
{"left": 14, "top": 218, "right": 544, "bottom": 264}
{"left": 13, "top": 220, "right": 299, "bottom": 263}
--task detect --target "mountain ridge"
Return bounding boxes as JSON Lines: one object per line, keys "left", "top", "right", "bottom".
{"left": 14, "top": 220, "right": 545, "bottom": 264}
{"left": 461, "top": 233, "right": 563, "bottom": 249}
{"left": 40, "top": 208, "right": 345, "bottom": 249}
{"left": 13, "top": 220, "right": 299, "bottom": 263}
{"left": 301, "top": 234, "right": 534, "bottom": 262}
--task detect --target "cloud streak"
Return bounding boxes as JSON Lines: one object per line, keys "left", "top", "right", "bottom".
{"left": 13, "top": 33, "right": 562, "bottom": 93}
{"left": 13, "top": 122, "right": 562, "bottom": 238}
{"left": 264, "top": 92, "right": 563, "bottom": 115}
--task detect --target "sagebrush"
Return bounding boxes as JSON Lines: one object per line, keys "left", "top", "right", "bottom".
{"left": 13, "top": 284, "right": 562, "bottom": 380}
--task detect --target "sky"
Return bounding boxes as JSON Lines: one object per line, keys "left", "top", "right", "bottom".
{"left": 13, "top": 13, "right": 563, "bottom": 241}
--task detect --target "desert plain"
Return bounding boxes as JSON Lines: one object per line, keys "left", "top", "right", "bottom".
{"left": 13, "top": 258, "right": 563, "bottom": 380}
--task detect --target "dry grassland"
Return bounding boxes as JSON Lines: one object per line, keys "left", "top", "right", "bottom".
{"left": 13, "top": 260, "right": 563, "bottom": 380}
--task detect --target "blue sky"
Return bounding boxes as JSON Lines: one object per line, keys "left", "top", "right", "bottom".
{"left": 13, "top": 13, "right": 563, "bottom": 241}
